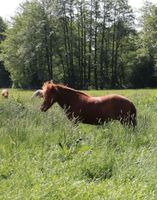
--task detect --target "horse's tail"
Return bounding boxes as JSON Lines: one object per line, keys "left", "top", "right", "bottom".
{"left": 130, "top": 102, "right": 137, "bottom": 127}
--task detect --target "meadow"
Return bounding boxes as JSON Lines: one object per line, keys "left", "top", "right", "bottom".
{"left": 1, "top": 89, "right": 157, "bottom": 200}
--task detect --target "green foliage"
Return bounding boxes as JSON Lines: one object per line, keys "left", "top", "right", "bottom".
{"left": 1, "top": 0, "right": 137, "bottom": 89}
{"left": 130, "top": 55, "right": 157, "bottom": 88}
{"left": 127, "top": 2, "right": 157, "bottom": 89}
{"left": 1, "top": 89, "right": 157, "bottom": 199}
{"left": 1, "top": 0, "right": 49, "bottom": 88}
{"left": 0, "top": 16, "right": 11, "bottom": 87}
{"left": 1, "top": 0, "right": 157, "bottom": 89}
{"left": 140, "top": 3, "right": 157, "bottom": 57}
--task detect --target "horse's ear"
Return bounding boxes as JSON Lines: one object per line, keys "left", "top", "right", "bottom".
{"left": 47, "top": 80, "right": 53, "bottom": 84}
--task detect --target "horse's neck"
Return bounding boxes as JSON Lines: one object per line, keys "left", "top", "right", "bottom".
{"left": 56, "top": 86, "right": 88, "bottom": 108}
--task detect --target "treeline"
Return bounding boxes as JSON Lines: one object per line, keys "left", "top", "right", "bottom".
{"left": 0, "top": 17, "right": 11, "bottom": 87}
{"left": 0, "top": 0, "right": 157, "bottom": 89}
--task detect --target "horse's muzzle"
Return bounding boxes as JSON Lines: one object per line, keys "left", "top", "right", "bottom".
{"left": 40, "top": 105, "right": 47, "bottom": 112}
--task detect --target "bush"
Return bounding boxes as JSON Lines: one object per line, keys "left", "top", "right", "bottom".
{"left": 130, "top": 56, "right": 157, "bottom": 88}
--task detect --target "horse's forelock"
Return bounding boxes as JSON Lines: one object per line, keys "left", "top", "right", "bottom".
{"left": 42, "top": 81, "right": 54, "bottom": 90}
{"left": 42, "top": 82, "right": 57, "bottom": 95}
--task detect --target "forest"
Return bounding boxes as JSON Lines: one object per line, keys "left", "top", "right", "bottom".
{"left": 0, "top": 0, "right": 157, "bottom": 89}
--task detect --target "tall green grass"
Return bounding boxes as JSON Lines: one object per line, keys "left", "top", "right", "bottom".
{"left": 0, "top": 89, "right": 157, "bottom": 199}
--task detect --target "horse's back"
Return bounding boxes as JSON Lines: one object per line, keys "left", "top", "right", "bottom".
{"left": 83, "top": 94, "right": 137, "bottom": 126}
{"left": 89, "top": 94, "right": 134, "bottom": 110}
{"left": 101, "top": 94, "right": 136, "bottom": 116}
{"left": 102, "top": 94, "right": 137, "bottom": 127}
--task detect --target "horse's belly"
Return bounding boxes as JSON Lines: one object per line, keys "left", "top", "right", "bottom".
{"left": 67, "top": 98, "right": 136, "bottom": 126}
{"left": 80, "top": 102, "right": 133, "bottom": 125}
{"left": 81, "top": 118, "right": 106, "bottom": 125}
{"left": 80, "top": 111, "right": 110, "bottom": 125}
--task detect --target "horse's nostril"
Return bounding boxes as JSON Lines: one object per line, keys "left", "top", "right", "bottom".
{"left": 40, "top": 105, "right": 45, "bottom": 112}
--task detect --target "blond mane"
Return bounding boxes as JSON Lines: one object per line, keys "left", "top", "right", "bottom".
{"left": 42, "top": 81, "right": 54, "bottom": 90}
{"left": 42, "top": 81, "right": 90, "bottom": 97}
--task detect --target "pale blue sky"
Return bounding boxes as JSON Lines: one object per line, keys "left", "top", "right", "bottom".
{"left": 0, "top": 0, "right": 157, "bottom": 20}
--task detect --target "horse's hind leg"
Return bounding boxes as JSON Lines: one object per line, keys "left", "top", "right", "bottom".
{"left": 129, "top": 114, "right": 137, "bottom": 128}
{"left": 120, "top": 114, "right": 137, "bottom": 129}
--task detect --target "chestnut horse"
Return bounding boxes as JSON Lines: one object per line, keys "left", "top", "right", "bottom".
{"left": 40, "top": 81, "right": 137, "bottom": 127}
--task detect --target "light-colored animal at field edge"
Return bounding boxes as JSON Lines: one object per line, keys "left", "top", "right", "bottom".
{"left": 1, "top": 89, "right": 9, "bottom": 98}
{"left": 32, "top": 89, "right": 43, "bottom": 99}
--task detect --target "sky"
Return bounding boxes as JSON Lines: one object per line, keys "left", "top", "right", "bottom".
{"left": 0, "top": 0, "right": 157, "bottom": 20}
{"left": 0, "top": 0, "right": 24, "bottom": 19}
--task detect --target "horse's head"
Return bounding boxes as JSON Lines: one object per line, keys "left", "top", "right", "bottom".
{"left": 40, "top": 81, "right": 58, "bottom": 112}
